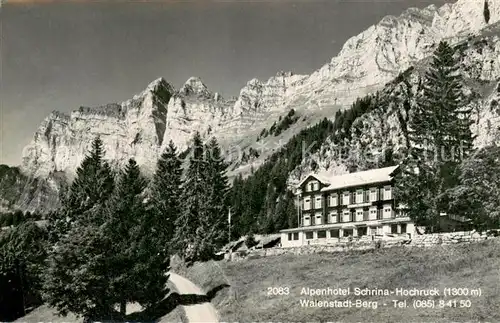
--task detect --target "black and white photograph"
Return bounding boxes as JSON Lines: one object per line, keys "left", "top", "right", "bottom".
{"left": 1, "top": 0, "right": 500, "bottom": 322}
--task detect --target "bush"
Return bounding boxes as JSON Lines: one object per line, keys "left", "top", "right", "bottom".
{"left": 245, "top": 234, "right": 257, "bottom": 249}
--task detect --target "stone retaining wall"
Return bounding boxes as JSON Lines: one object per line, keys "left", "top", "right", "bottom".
{"left": 228, "top": 231, "right": 499, "bottom": 261}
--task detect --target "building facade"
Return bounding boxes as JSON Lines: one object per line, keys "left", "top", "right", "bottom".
{"left": 280, "top": 165, "right": 416, "bottom": 248}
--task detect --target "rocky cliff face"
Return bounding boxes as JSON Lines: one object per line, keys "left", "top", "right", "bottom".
{"left": 10, "top": 0, "right": 500, "bottom": 212}
{"left": 290, "top": 27, "right": 500, "bottom": 183}
{"left": 22, "top": 78, "right": 173, "bottom": 178}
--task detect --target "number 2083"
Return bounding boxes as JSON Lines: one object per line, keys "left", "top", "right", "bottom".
{"left": 267, "top": 287, "right": 290, "bottom": 296}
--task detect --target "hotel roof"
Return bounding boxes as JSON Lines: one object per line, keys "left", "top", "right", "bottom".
{"left": 297, "top": 165, "right": 399, "bottom": 191}
{"left": 321, "top": 165, "right": 399, "bottom": 191}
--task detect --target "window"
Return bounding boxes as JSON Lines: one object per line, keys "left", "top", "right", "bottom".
{"left": 369, "top": 208, "right": 377, "bottom": 220}
{"left": 329, "top": 212, "right": 338, "bottom": 223}
{"left": 317, "top": 231, "right": 327, "bottom": 239}
{"left": 304, "top": 198, "right": 311, "bottom": 210}
{"left": 293, "top": 232, "right": 299, "bottom": 240}
{"left": 315, "top": 213, "right": 323, "bottom": 225}
{"left": 384, "top": 206, "right": 392, "bottom": 219}
{"left": 303, "top": 215, "right": 311, "bottom": 226}
{"left": 370, "top": 188, "right": 378, "bottom": 202}
{"left": 288, "top": 233, "right": 293, "bottom": 240}
{"left": 391, "top": 224, "right": 398, "bottom": 234}
{"left": 330, "top": 229, "right": 340, "bottom": 238}
{"left": 356, "top": 210, "right": 363, "bottom": 222}
{"left": 315, "top": 196, "right": 322, "bottom": 209}
{"left": 343, "top": 229, "right": 353, "bottom": 237}
{"left": 342, "top": 210, "right": 351, "bottom": 223}
{"left": 358, "top": 227, "right": 367, "bottom": 236}
{"left": 364, "top": 190, "right": 370, "bottom": 203}
{"left": 305, "top": 232, "right": 314, "bottom": 239}
{"left": 329, "top": 194, "right": 338, "bottom": 207}
{"left": 342, "top": 192, "right": 350, "bottom": 205}
{"left": 401, "top": 223, "right": 407, "bottom": 234}
{"left": 308, "top": 181, "right": 319, "bottom": 192}
{"left": 356, "top": 190, "right": 363, "bottom": 204}
{"left": 384, "top": 186, "right": 392, "bottom": 200}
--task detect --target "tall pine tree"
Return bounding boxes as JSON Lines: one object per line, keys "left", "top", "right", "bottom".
{"left": 149, "top": 140, "right": 183, "bottom": 249}
{"left": 172, "top": 132, "right": 207, "bottom": 263}
{"left": 203, "top": 137, "right": 230, "bottom": 250}
{"left": 65, "top": 136, "right": 114, "bottom": 216}
{"left": 396, "top": 41, "right": 474, "bottom": 232}
{"left": 44, "top": 137, "right": 117, "bottom": 320}
{"left": 104, "top": 159, "right": 169, "bottom": 316}
{"left": 48, "top": 136, "right": 114, "bottom": 242}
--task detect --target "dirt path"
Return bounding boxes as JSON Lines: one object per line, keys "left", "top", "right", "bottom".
{"left": 168, "top": 272, "right": 219, "bottom": 323}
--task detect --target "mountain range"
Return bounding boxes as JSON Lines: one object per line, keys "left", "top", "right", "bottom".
{"left": 1, "top": 0, "right": 499, "bottom": 213}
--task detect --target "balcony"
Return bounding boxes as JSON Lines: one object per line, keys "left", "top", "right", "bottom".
{"left": 347, "top": 202, "right": 371, "bottom": 209}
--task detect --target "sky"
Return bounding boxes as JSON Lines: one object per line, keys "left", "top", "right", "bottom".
{"left": 0, "top": 0, "right": 452, "bottom": 166}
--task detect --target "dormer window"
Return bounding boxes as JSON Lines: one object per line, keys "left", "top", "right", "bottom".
{"left": 307, "top": 180, "right": 319, "bottom": 192}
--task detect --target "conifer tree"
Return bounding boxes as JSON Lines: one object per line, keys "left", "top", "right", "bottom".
{"left": 229, "top": 174, "right": 244, "bottom": 238}
{"left": 43, "top": 137, "right": 117, "bottom": 320}
{"left": 172, "top": 132, "right": 207, "bottom": 262}
{"left": 396, "top": 41, "right": 474, "bottom": 232}
{"left": 203, "top": 137, "right": 230, "bottom": 250}
{"left": 150, "top": 140, "right": 183, "bottom": 247}
{"left": 44, "top": 215, "right": 115, "bottom": 320}
{"left": 447, "top": 145, "right": 500, "bottom": 230}
{"left": 260, "top": 184, "right": 278, "bottom": 233}
{"left": 105, "top": 159, "right": 169, "bottom": 316}
{"left": 49, "top": 136, "right": 114, "bottom": 241}
{"left": 484, "top": 0, "right": 491, "bottom": 24}
{"left": 0, "top": 221, "right": 48, "bottom": 321}
{"left": 65, "top": 136, "right": 114, "bottom": 215}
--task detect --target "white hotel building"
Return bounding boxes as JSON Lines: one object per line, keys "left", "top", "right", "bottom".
{"left": 280, "top": 165, "right": 416, "bottom": 248}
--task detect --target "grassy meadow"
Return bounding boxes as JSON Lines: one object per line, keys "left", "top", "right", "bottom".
{"left": 184, "top": 240, "right": 500, "bottom": 322}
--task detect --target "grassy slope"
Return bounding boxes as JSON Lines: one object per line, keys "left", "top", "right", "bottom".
{"left": 187, "top": 240, "right": 500, "bottom": 322}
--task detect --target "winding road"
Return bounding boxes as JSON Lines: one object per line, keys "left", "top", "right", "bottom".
{"left": 168, "top": 272, "right": 220, "bottom": 323}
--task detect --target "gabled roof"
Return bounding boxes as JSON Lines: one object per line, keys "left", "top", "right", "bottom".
{"left": 320, "top": 165, "right": 399, "bottom": 192}
{"left": 296, "top": 172, "right": 332, "bottom": 188}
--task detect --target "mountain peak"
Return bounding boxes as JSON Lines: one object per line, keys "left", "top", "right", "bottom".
{"left": 130, "top": 77, "right": 174, "bottom": 103}
{"left": 146, "top": 77, "right": 170, "bottom": 91}
{"left": 180, "top": 76, "right": 211, "bottom": 96}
